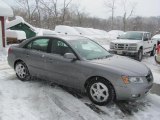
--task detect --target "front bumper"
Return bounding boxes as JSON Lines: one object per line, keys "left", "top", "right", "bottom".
{"left": 109, "top": 49, "right": 138, "bottom": 56}
{"left": 115, "top": 81, "right": 153, "bottom": 100}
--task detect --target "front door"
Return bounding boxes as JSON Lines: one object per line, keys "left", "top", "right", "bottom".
{"left": 45, "top": 39, "right": 83, "bottom": 88}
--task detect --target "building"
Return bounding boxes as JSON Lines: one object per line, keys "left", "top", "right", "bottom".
{"left": 0, "top": 0, "right": 13, "bottom": 48}
{"left": 6, "top": 16, "right": 56, "bottom": 39}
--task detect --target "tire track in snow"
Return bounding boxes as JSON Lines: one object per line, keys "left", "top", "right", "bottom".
{"left": 42, "top": 86, "right": 103, "bottom": 120}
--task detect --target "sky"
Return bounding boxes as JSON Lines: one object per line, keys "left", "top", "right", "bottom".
{"left": 5, "top": 0, "right": 160, "bottom": 19}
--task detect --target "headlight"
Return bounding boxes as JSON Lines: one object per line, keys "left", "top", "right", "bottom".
{"left": 121, "top": 76, "right": 144, "bottom": 84}
{"left": 129, "top": 77, "right": 144, "bottom": 83}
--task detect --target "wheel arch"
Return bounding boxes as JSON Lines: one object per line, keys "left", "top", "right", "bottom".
{"left": 14, "top": 59, "right": 24, "bottom": 69}
{"left": 139, "top": 46, "right": 143, "bottom": 50}
{"left": 84, "top": 76, "right": 117, "bottom": 100}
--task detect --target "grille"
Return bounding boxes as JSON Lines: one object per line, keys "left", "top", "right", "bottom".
{"left": 115, "top": 44, "right": 128, "bottom": 50}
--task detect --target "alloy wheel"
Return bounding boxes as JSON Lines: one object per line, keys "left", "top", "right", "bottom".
{"left": 90, "top": 82, "right": 109, "bottom": 102}
{"left": 15, "top": 63, "right": 27, "bottom": 79}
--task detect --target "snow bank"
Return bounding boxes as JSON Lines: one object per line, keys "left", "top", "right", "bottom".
{"left": 55, "top": 25, "right": 80, "bottom": 35}
{"left": 108, "top": 30, "right": 125, "bottom": 40}
{"left": 36, "top": 28, "right": 56, "bottom": 36}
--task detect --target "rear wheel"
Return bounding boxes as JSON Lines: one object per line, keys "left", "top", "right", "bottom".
{"left": 150, "top": 46, "right": 156, "bottom": 56}
{"left": 86, "top": 77, "right": 115, "bottom": 106}
{"left": 15, "top": 61, "right": 30, "bottom": 81}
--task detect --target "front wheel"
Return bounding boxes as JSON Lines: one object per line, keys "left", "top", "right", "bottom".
{"left": 136, "top": 49, "right": 143, "bottom": 61}
{"left": 86, "top": 78, "right": 115, "bottom": 106}
{"left": 15, "top": 61, "right": 30, "bottom": 81}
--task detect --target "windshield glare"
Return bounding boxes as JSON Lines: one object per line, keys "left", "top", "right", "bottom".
{"left": 69, "top": 39, "right": 111, "bottom": 60}
{"left": 119, "top": 32, "right": 143, "bottom": 40}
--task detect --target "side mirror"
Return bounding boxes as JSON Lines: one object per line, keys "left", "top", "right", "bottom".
{"left": 64, "top": 53, "right": 77, "bottom": 60}
{"left": 143, "top": 38, "right": 148, "bottom": 41}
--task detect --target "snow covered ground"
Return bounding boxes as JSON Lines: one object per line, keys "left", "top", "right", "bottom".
{"left": 0, "top": 47, "right": 160, "bottom": 120}
{"left": 142, "top": 55, "right": 160, "bottom": 84}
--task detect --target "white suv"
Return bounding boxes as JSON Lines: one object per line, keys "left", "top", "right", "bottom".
{"left": 109, "top": 31, "right": 157, "bottom": 61}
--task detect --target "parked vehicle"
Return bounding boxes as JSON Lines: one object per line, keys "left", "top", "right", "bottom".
{"left": 155, "top": 43, "right": 160, "bottom": 64}
{"left": 8, "top": 35, "right": 153, "bottom": 105}
{"left": 109, "top": 31, "right": 157, "bottom": 61}
{"left": 152, "top": 34, "right": 160, "bottom": 45}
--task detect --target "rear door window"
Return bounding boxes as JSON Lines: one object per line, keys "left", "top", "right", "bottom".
{"left": 26, "top": 38, "right": 50, "bottom": 52}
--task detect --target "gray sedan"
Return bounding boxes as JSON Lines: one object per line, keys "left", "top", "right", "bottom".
{"left": 8, "top": 35, "right": 153, "bottom": 106}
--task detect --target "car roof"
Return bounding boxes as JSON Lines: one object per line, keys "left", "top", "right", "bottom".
{"left": 44, "top": 34, "right": 88, "bottom": 41}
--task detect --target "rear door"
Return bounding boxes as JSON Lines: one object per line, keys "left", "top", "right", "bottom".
{"left": 24, "top": 37, "right": 50, "bottom": 78}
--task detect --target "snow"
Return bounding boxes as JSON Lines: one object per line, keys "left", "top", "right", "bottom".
{"left": 0, "top": 45, "right": 160, "bottom": 120}
{"left": 0, "top": 0, "right": 13, "bottom": 17}
{"left": 6, "top": 30, "right": 26, "bottom": 40}
{"left": 35, "top": 28, "right": 56, "bottom": 36}
{"left": 55, "top": 25, "right": 80, "bottom": 35}
{"left": 74, "top": 27, "right": 94, "bottom": 35}
{"left": 152, "top": 34, "right": 160, "bottom": 39}
{"left": 6, "top": 16, "right": 36, "bottom": 32}
{"left": 108, "top": 30, "right": 125, "bottom": 40}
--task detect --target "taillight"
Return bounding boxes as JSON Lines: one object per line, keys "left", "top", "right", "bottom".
{"left": 8, "top": 47, "right": 13, "bottom": 54}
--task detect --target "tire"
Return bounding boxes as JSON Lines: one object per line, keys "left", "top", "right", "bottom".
{"left": 155, "top": 55, "right": 160, "bottom": 64}
{"left": 15, "top": 61, "right": 30, "bottom": 81}
{"left": 86, "top": 77, "right": 115, "bottom": 106}
{"left": 136, "top": 49, "right": 143, "bottom": 61}
{"left": 150, "top": 46, "right": 156, "bottom": 56}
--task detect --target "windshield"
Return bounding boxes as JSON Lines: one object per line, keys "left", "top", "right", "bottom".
{"left": 68, "top": 39, "right": 111, "bottom": 60}
{"left": 119, "top": 32, "right": 143, "bottom": 40}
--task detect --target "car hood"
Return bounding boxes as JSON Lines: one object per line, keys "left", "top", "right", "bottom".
{"left": 112, "top": 39, "right": 141, "bottom": 44}
{"left": 89, "top": 55, "right": 149, "bottom": 76}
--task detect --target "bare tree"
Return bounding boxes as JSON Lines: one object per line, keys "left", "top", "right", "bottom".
{"left": 121, "top": 0, "right": 136, "bottom": 31}
{"left": 15, "top": 0, "right": 35, "bottom": 23}
{"left": 61, "top": 0, "right": 73, "bottom": 24}
{"left": 40, "top": 0, "right": 59, "bottom": 28}
{"left": 104, "top": 0, "right": 116, "bottom": 30}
